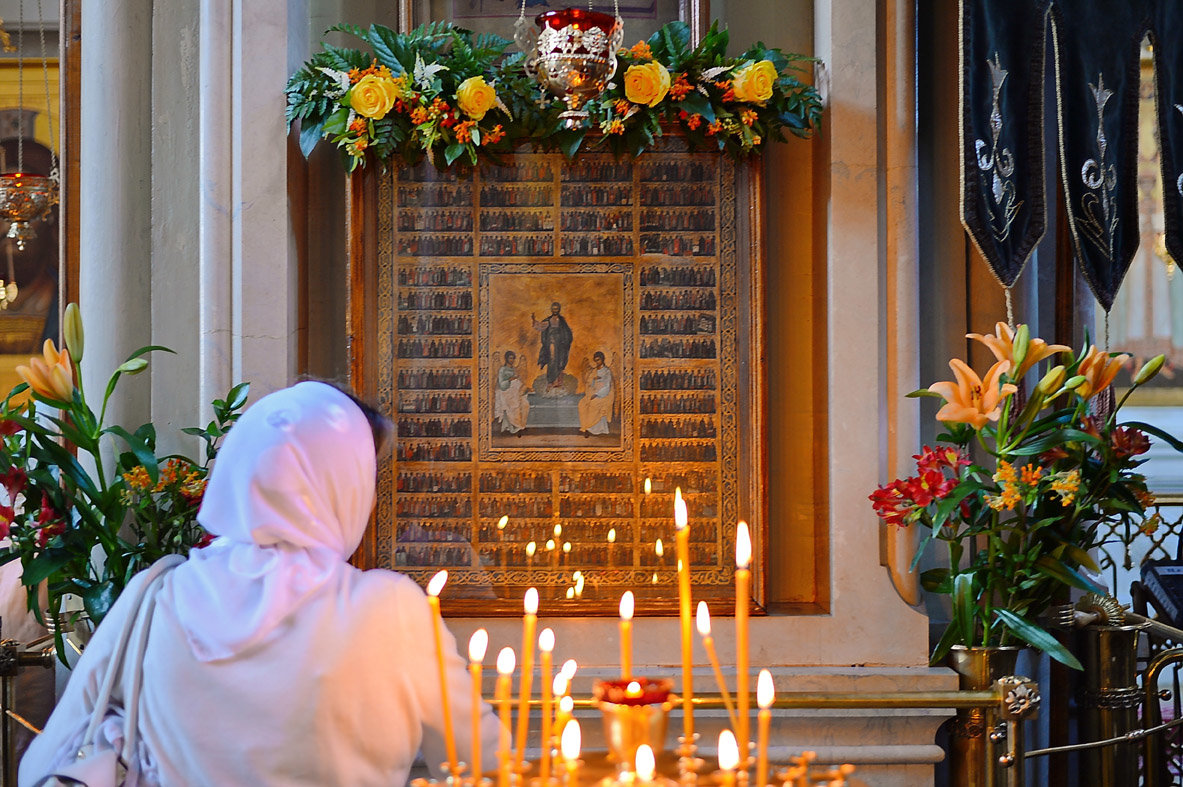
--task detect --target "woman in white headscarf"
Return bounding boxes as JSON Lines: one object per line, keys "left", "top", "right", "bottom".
{"left": 21, "top": 381, "right": 500, "bottom": 786}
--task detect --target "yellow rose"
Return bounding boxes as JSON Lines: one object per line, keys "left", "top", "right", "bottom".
{"left": 349, "top": 73, "right": 399, "bottom": 119}
{"left": 456, "top": 76, "right": 497, "bottom": 121}
{"left": 732, "top": 60, "right": 778, "bottom": 104}
{"left": 624, "top": 61, "right": 671, "bottom": 107}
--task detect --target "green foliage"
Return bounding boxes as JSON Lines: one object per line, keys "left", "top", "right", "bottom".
{"left": 285, "top": 19, "right": 823, "bottom": 172}
{"left": 0, "top": 318, "right": 249, "bottom": 663}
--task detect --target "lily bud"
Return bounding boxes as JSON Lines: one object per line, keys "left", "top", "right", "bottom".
{"left": 1036, "top": 365, "right": 1066, "bottom": 396}
{"left": 1064, "top": 374, "right": 1087, "bottom": 389}
{"left": 1133, "top": 354, "right": 1166, "bottom": 386}
{"left": 1011, "top": 324, "right": 1030, "bottom": 378}
{"left": 63, "top": 302, "right": 84, "bottom": 363}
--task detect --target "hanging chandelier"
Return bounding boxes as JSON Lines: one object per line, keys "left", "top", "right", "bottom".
{"left": 0, "top": 0, "right": 59, "bottom": 254}
{"left": 516, "top": 1, "right": 624, "bottom": 128}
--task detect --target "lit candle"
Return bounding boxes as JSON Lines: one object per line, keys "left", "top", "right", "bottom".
{"left": 644, "top": 477, "right": 652, "bottom": 495}
{"left": 635, "top": 744, "right": 656, "bottom": 784}
{"left": 560, "top": 719, "right": 581, "bottom": 787}
{"left": 573, "top": 571, "right": 585, "bottom": 598}
{"left": 565, "top": 586, "right": 575, "bottom": 599}
{"left": 527, "top": 540, "right": 537, "bottom": 573}
{"left": 468, "top": 629, "right": 489, "bottom": 783}
{"left": 674, "top": 488, "right": 695, "bottom": 740}
{"left": 554, "top": 523, "right": 563, "bottom": 539}
{"left": 426, "top": 570, "right": 460, "bottom": 777}
{"left": 619, "top": 591, "right": 635, "bottom": 680}
{"left": 515, "top": 588, "right": 539, "bottom": 773}
{"left": 539, "top": 628, "right": 556, "bottom": 783}
{"left": 695, "top": 601, "right": 737, "bottom": 728}
{"left": 555, "top": 692, "right": 574, "bottom": 744}
{"left": 607, "top": 528, "right": 616, "bottom": 568}
{"left": 496, "top": 647, "right": 516, "bottom": 787}
{"left": 717, "top": 729, "right": 739, "bottom": 787}
{"left": 736, "top": 521, "right": 752, "bottom": 766}
{"left": 756, "top": 669, "right": 774, "bottom": 787}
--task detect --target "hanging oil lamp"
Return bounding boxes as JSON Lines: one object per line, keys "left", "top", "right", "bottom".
{"left": 0, "top": 0, "right": 59, "bottom": 253}
{"left": 516, "top": 0, "right": 624, "bottom": 128}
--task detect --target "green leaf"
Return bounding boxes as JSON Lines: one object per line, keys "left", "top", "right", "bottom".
{"left": 1033, "top": 555, "right": 1105, "bottom": 594}
{"left": 678, "top": 92, "right": 715, "bottom": 123}
{"left": 920, "top": 567, "right": 951, "bottom": 593}
{"left": 953, "top": 572, "right": 975, "bottom": 649}
{"left": 299, "top": 119, "right": 326, "bottom": 158}
{"left": 929, "top": 621, "right": 964, "bottom": 667}
{"left": 104, "top": 425, "right": 161, "bottom": 484}
{"left": 1124, "top": 421, "right": 1183, "bottom": 453}
{"left": 1058, "top": 541, "right": 1101, "bottom": 574}
{"left": 993, "top": 608, "right": 1082, "bottom": 669}
{"left": 22, "top": 549, "right": 74, "bottom": 586}
{"left": 444, "top": 143, "right": 466, "bottom": 165}
{"left": 81, "top": 580, "right": 118, "bottom": 625}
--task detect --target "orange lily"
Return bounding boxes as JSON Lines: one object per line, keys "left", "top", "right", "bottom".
{"left": 16, "top": 339, "right": 75, "bottom": 402}
{"left": 929, "top": 358, "right": 1018, "bottom": 429}
{"left": 1075, "top": 345, "right": 1129, "bottom": 400}
{"left": 967, "top": 322, "right": 1070, "bottom": 380}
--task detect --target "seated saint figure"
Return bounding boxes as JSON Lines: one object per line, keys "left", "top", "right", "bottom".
{"left": 578, "top": 351, "right": 614, "bottom": 436}
{"left": 494, "top": 350, "right": 530, "bottom": 434}
{"left": 20, "top": 382, "right": 500, "bottom": 786}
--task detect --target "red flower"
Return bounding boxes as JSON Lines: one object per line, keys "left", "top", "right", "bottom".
{"left": 0, "top": 502, "right": 13, "bottom": 539}
{"left": 194, "top": 531, "right": 216, "bottom": 549}
{"left": 36, "top": 494, "right": 57, "bottom": 526}
{"left": 0, "top": 466, "right": 26, "bottom": 499}
{"left": 1111, "top": 426, "right": 1151, "bottom": 457}
{"left": 1081, "top": 416, "right": 1103, "bottom": 440}
{"left": 36, "top": 521, "right": 64, "bottom": 547}
{"left": 869, "top": 480, "right": 912, "bottom": 526}
{"left": 0, "top": 419, "right": 21, "bottom": 437}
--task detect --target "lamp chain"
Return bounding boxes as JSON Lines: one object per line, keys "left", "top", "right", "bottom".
{"left": 16, "top": 0, "right": 22, "bottom": 174}
{"left": 35, "top": 0, "right": 56, "bottom": 183}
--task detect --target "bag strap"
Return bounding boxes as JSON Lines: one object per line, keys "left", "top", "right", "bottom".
{"left": 78, "top": 555, "right": 185, "bottom": 753}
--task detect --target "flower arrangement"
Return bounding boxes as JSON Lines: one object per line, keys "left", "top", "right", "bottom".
{"left": 0, "top": 304, "right": 248, "bottom": 660}
{"left": 870, "top": 322, "right": 1180, "bottom": 668}
{"left": 285, "top": 20, "right": 822, "bottom": 172}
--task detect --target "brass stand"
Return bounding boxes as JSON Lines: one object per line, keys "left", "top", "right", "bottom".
{"left": 1077, "top": 624, "right": 1144, "bottom": 787}
{"left": 0, "top": 630, "right": 55, "bottom": 787}
{"left": 946, "top": 646, "right": 1024, "bottom": 787}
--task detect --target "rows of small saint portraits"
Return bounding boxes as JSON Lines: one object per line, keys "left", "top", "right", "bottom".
{"left": 395, "top": 367, "right": 716, "bottom": 391}
{"left": 398, "top": 156, "right": 717, "bottom": 186}
{"left": 395, "top": 208, "right": 717, "bottom": 234}
{"left": 396, "top": 416, "right": 717, "bottom": 440}
{"left": 394, "top": 313, "right": 716, "bottom": 338}
{"left": 396, "top": 468, "right": 719, "bottom": 494}
{"left": 396, "top": 338, "right": 719, "bottom": 359}
{"left": 394, "top": 182, "right": 716, "bottom": 210}
{"left": 395, "top": 495, "right": 721, "bottom": 522}
{"left": 393, "top": 233, "right": 716, "bottom": 257}
{"left": 394, "top": 264, "right": 717, "bottom": 289}
{"left": 392, "top": 439, "right": 720, "bottom": 463}
{"left": 397, "top": 522, "right": 721, "bottom": 553}
{"left": 391, "top": 539, "right": 721, "bottom": 568}
{"left": 393, "top": 392, "right": 719, "bottom": 416}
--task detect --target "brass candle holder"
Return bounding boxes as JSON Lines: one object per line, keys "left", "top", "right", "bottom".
{"left": 595, "top": 678, "right": 675, "bottom": 771}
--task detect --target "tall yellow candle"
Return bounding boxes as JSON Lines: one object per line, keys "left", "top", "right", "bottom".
{"left": 426, "top": 570, "right": 460, "bottom": 777}
{"left": 560, "top": 719, "right": 582, "bottom": 787}
{"left": 515, "top": 588, "right": 539, "bottom": 773}
{"left": 695, "top": 601, "right": 737, "bottom": 729}
{"left": 538, "top": 627, "right": 556, "bottom": 783}
{"left": 468, "top": 629, "right": 489, "bottom": 783}
{"left": 619, "top": 591, "right": 634, "bottom": 680}
{"left": 756, "top": 669, "right": 774, "bottom": 787}
{"left": 674, "top": 488, "right": 694, "bottom": 740}
{"left": 717, "top": 729, "right": 739, "bottom": 787}
{"left": 496, "top": 647, "right": 516, "bottom": 787}
{"left": 735, "top": 521, "right": 752, "bottom": 766}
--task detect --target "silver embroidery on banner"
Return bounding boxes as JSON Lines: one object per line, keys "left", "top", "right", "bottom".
{"left": 1175, "top": 104, "right": 1183, "bottom": 198}
{"left": 974, "top": 53, "right": 1022, "bottom": 243}
{"left": 1078, "top": 74, "right": 1119, "bottom": 262}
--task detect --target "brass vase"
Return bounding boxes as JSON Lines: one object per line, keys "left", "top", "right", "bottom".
{"left": 947, "top": 645, "right": 1023, "bottom": 787}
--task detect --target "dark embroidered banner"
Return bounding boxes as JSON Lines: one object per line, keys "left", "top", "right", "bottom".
{"left": 961, "top": 0, "right": 1050, "bottom": 287}
{"left": 961, "top": 0, "right": 1181, "bottom": 310}
{"left": 1052, "top": 3, "right": 1149, "bottom": 310}
{"left": 1151, "top": 3, "right": 1183, "bottom": 272}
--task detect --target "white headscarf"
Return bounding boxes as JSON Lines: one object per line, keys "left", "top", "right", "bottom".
{"left": 170, "top": 381, "right": 377, "bottom": 661}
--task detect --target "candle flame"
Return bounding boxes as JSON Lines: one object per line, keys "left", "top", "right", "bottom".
{"left": 547, "top": 539, "right": 556, "bottom": 551}
{"left": 718, "top": 729, "right": 739, "bottom": 770}
{"left": 758, "top": 668, "right": 774, "bottom": 709}
{"left": 498, "top": 515, "right": 509, "bottom": 530}
{"left": 736, "top": 521, "right": 752, "bottom": 569}
{"left": 496, "top": 646, "right": 516, "bottom": 675}
{"left": 527, "top": 541, "right": 537, "bottom": 557}
{"left": 563, "top": 542, "right": 572, "bottom": 553}
{"left": 574, "top": 573, "right": 585, "bottom": 595}
{"left": 553, "top": 674, "right": 568, "bottom": 696}
{"left": 560, "top": 719, "right": 582, "bottom": 761}
{"left": 696, "top": 600, "right": 711, "bottom": 636}
{"left": 524, "top": 587, "right": 539, "bottom": 615}
{"left": 607, "top": 528, "right": 616, "bottom": 544}
{"left": 625, "top": 681, "right": 642, "bottom": 697}
{"left": 674, "top": 487, "right": 687, "bottom": 530}
{"left": 559, "top": 695, "right": 574, "bottom": 713}
{"left": 651, "top": 572, "right": 658, "bottom": 584}
{"left": 620, "top": 590, "right": 634, "bottom": 621}
{"left": 539, "top": 627, "right": 555, "bottom": 652}
{"left": 566, "top": 587, "right": 575, "bottom": 599}
{"left": 644, "top": 477, "right": 652, "bottom": 495}
{"left": 635, "top": 745, "right": 656, "bottom": 781}
{"left": 468, "top": 629, "right": 488, "bottom": 662}
{"left": 427, "top": 569, "right": 448, "bottom": 597}
{"left": 655, "top": 538, "right": 664, "bottom": 557}
{"left": 560, "top": 659, "right": 578, "bottom": 679}
{"left": 554, "top": 523, "right": 562, "bottom": 537}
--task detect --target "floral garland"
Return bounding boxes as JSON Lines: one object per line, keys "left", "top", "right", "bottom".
{"left": 286, "top": 20, "right": 823, "bottom": 172}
